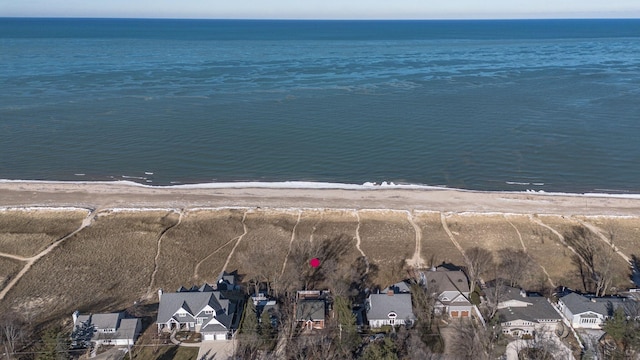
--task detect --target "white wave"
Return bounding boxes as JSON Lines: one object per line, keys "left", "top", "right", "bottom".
{"left": 145, "top": 172, "right": 154, "bottom": 175}
{"left": 506, "top": 181, "right": 530, "bottom": 185}
{"left": 2, "top": 179, "right": 640, "bottom": 199}
{"left": 74, "top": 173, "right": 85, "bottom": 176}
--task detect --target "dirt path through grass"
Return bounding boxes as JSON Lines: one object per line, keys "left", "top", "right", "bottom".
{"left": 528, "top": 215, "right": 588, "bottom": 268}
{"left": 574, "top": 218, "right": 631, "bottom": 264}
{"left": 147, "top": 209, "right": 183, "bottom": 296}
{"left": 440, "top": 212, "right": 469, "bottom": 264}
{"left": 354, "top": 210, "right": 370, "bottom": 274}
{"left": 406, "top": 211, "right": 425, "bottom": 268}
{"left": 0, "top": 208, "right": 96, "bottom": 300}
{"left": 280, "top": 210, "right": 301, "bottom": 276}
{"left": 193, "top": 210, "right": 247, "bottom": 280}
{"left": 221, "top": 210, "right": 249, "bottom": 274}
{"left": 506, "top": 215, "right": 556, "bottom": 288}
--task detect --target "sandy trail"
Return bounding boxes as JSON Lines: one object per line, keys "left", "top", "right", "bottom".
{"left": 193, "top": 210, "right": 247, "bottom": 280}
{"left": 406, "top": 210, "right": 425, "bottom": 268}
{"left": 280, "top": 210, "right": 301, "bottom": 276}
{"left": 353, "top": 210, "right": 370, "bottom": 274}
{"left": 505, "top": 215, "right": 556, "bottom": 288}
{"left": 221, "top": 211, "right": 249, "bottom": 274}
{"left": 147, "top": 209, "right": 183, "bottom": 296}
{"left": 574, "top": 218, "right": 631, "bottom": 264}
{"left": 440, "top": 213, "right": 468, "bottom": 264}
{"left": 0, "top": 208, "right": 96, "bottom": 300}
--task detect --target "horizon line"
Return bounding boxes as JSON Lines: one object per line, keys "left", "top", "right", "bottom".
{"left": 3, "top": 15, "right": 640, "bottom": 21}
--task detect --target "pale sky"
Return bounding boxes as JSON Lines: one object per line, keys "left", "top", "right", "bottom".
{"left": 3, "top": 0, "right": 640, "bottom": 19}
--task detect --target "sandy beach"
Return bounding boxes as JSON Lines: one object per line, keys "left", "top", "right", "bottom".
{"left": 1, "top": 180, "right": 639, "bottom": 216}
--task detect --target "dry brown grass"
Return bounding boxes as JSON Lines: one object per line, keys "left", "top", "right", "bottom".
{"left": 0, "top": 257, "right": 24, "bottom": 292}
{"left": 224, "top": 209, "right": 298, "bottom": 277}
{"left": 444, "top": 213, "right": 523, "bottom": 252}
{"left": 535, "top": 215, "right": 631, "bottom": 291}
{"left": 415, "top": 211, "right": 465, "bottom": 267}
{"left": 579, "top": 216, "right": 640, "bottom": 261}
{"left": 153, "top": 209, "right": 245, "bottom": 290}
{"left": 0, "top": 209, "right": 87, "bottom": 257}
{"left": 0, "top": 210, "right": 176, "bottom": 323}
{"left": 358, "top": 210, "right": 414, "bottom": 287}
{"left": 1, "top": 207, "right": 638, "bottom": 328}
{"left": 504, "top": 214, "right": 573, "bottom": 289}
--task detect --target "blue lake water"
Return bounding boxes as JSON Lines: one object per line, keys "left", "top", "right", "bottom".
{"left": 1, "top": 18, "right": 639, "bottom": 192}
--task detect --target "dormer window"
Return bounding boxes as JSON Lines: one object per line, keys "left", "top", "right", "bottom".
{"left": 178, "top": 313, "right": 186, "bottom": 317}
{"left": 205, "top": 310, "right": 214, "bottom": 315}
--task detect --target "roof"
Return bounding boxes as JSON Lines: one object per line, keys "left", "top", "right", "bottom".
{"left": 383, "top": 281, "right": 411, "bottom": 294}
{"left": 74, "top": 313, "right": 140, "bottom": 342}
{"left": 157, "top": 289, "right": 235, "bottom": 329}
{"left": 497, "top": 297, "right": 562, "bottom": 323}
{"left": 76, "top": 313, "right": 122, "bottom": 330}
{"left": 366, "top": 293, "right": 415, "bottom": 322}
{"left": 296, "top": 300, "right": 325, "bottom": 321}
{"left": 424, "top": 270, "right": 470, "bottom": 293}
{"left": 560, "top": 293, "right": 627, "bottom": 317}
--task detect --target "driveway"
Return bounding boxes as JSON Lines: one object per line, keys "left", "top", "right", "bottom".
{"left": 506, "top": 333, "right": 574, "bottom": 360}
{"left": 196, "top": 340, "right": 235, "bottom": 360}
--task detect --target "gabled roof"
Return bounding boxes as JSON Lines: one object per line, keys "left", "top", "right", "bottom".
{"left": 74, "top": 312, "right": 140, "bottom": 341}
{"left": 424, "top": 270, "right": 470, "bottom": 293}
{"left": 366, "top": 293, "right": 415, "bottom": 322}
{"left": 297, "top": 300, "right": 325, "bottom": 321}
{"left": 560, "top": 293, "right": 626, "bottom": 317}
{"left": 157, "top": 290, "right": 234, "bottom": 328}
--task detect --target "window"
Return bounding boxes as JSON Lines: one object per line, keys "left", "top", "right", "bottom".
{"left": 179, "top": 313, "right": 186, "bottom": 317}
{"left": 205, "top": 310, "right": 214, "bottom": 315}
{"left": 197, "top": 318, "right": 203, "bottom": 324}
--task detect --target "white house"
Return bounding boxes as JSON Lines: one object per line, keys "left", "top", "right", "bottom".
{"left": 156, "top": 273, "right": 242, "bottom": 340}
{"left": 488, "top": 286, "right": 562, "bottom": 337}
{"left": 557, "top": 293, "right": 627, "bottom": 329}
{"left": 423, "top": 268, "right": 472, "bottom": 318}
{"left": 366, "top": 281, "right": 416, "bottom": 328}
{"left": 72, "top": 311, "right": 141, "bottom": 346}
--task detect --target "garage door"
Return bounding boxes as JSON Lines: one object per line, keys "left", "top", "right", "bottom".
{"left": 204, "top": 334, "right": 215, "bottom": 341}
{"left": 461, "top": 311, "right": 469, "bottom": 317}
{"left": 215, "top": 333, "right": 227, "bottom": 340}
{"left": 451, "top": 311, "right": 459, "bottom": 317}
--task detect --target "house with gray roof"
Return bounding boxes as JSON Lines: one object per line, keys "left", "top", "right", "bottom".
{"left": 489, "top": 286, "right": 562, "bottom": 337}
{"left": 156, "top": 275, "right": 242, "bottom": 340}
{"left": 366, "top": 281, "right": 415, "bottom": 328}
{"left": 557, "top": 292, "right": 628, "bottom": 330}
{"left": 423, "top": 268, "right": 472, "bottom": 318}
{"left": 72, "top": 311, "right": 141, "bottom": 346}
{"left": 295, "top": 290, "right": 329, "bottom": 330}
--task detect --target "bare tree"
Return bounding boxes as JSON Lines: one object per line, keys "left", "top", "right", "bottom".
{"left": 0, "top": 313, "right": 25, "bottom": 360}
{"left": 464, "top": 247, "right": 494, "bottom": 291}
{"left": 448, "top": 318, "right": 501, "bottom": 360}
{"left": 497, "top": 248, "right": 533, "bottom": 287}
{"left": 565, "top": 226, "right": 617, "bottom": 296}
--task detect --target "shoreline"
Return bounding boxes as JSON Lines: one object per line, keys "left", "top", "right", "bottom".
{"left": 1, "top": 180, "right": 640, "bottom": 216}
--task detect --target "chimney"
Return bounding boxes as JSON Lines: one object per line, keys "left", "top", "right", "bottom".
{"left": 387, "top": 289, "right": 394, "bottom": 296}
{"left": 158, "top": 289, "right": 163, "bottom": 301}
{"left": 520, "top": 289, "right": 526, "bottom": 298}
{"left": 591, "top": 298, "right": 596, "bottom": 303}
{"left": 72, "top": 310, "right": 79, "bottom": 325}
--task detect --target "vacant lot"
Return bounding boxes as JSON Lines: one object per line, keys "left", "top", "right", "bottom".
{"left": 580, "top": 216, "right": 640, "bottom": 261}
{"left": 0, "top": 209, "right": 87, "bottom": 257}
{"left": 153, "top": 209, "right": 245, "bottom": 291}
{"left": 416, "top": 211, "right": 465, "bottom": 268}
{"left": 0, "top": 210, "right": 176, "bottom": 323}
{"left": 358, "top": 210, "right": 414, "bottom": 287}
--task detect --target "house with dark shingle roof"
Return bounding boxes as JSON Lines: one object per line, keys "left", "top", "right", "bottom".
{"left": 557, "top": 292, "right": 628, "bottom": 330}
{"left": 156, "top": 273, "right": 242, "bottom": 340}
{"left": 72, "top": 311, "right": 141, "bottom": 346}
{"left": 295, "top": 290, "right": 329, "bottom": 330}
{"left": 488, "top": 286, "right": 562, "bottom": 337}
{"left": 366, "top": 281, "right": 415, "bottom": 328}
{"left": 423, "top": 268, "right": 472, "bottom": 318}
